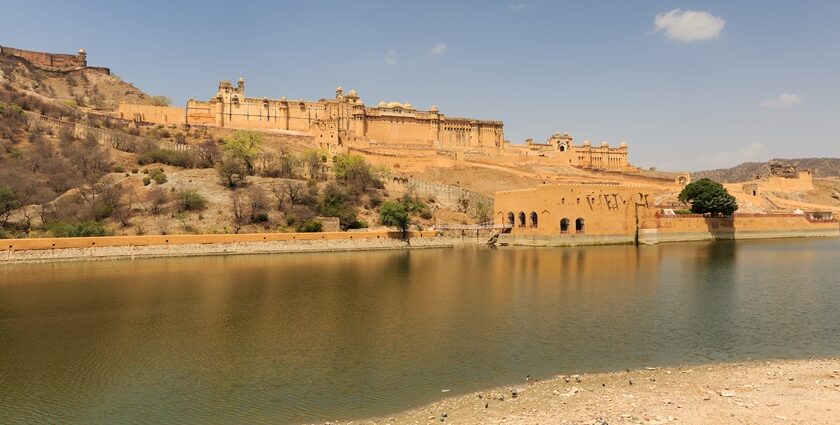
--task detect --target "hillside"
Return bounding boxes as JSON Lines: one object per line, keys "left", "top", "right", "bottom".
{"left": 0, "top": 83, "right": 473, "bottom": 239}
{"left": 0, "top": 51, "right": 148, "bottom": 110}
{"left": 692, "top": 158, "right": 840, "bottom": 183}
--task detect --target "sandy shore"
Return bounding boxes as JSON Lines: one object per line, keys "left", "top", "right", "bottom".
{"left": 339, "top": 358, "right": 840, "bottom": 425}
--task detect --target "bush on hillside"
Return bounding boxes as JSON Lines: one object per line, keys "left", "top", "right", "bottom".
{"left": 138, "top": 149, "right": 194, "bottom": 168}
{"left": 176, "top": 189, "right": 208, "bottom": 212}
{"left": 46, "top": 221, "right": 111, "bottom": 238}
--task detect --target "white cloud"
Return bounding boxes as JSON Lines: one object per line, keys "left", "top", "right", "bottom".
{"left": 509, "top": 3, "right": 528, "bottom": 11}
{"left": 430, "top": 42, "right": 448, "bottom": 56}
{"left": 384, "top": 49, "right": 397, "bottom": 66}
{"left": 759, "top": 93, "right": 802, "bottom": 108}
{"left": 697, "top": 142, "right": 765, "bottom": 169}
{"left": 654, "top": 9, "right": 725, "bottom": 42}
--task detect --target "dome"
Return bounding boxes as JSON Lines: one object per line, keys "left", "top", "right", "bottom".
{"left": 583, "top": 140, "right": 592, "bottom": 146}
{"left": 78, "top": 48, "right": 86, "bottom": 54}
{"left": 378, "top": 101, "right": 387, "bottom": 107}
{"left": 238, "top": 77, "right": 245, "bottom": 83}
{"left": 619, "top": 142, "right": 627, "bottom": 148}
{"left": 347, "top": 89, "right": 358, "bottom": 97}
{"left": 280, "top": 96, "right": 287, "bottom": 101}
{"left": 386, "top": 101, "right": 403, "bottom": 109}
{"left": 601, "top": 141, "right": 609, "bottom": 147}
{"left": 429, "top": 105, "right": 439, "bottom": 112}
{"left": 336, "top": 86, "right": 343, "bottom": 92}
{"left": 403, "top": 103, "right": 413, "bottom": 109}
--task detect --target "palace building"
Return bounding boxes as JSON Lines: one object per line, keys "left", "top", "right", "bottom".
{"left": 118, "top": 78, "right": 633, "bottom": 172}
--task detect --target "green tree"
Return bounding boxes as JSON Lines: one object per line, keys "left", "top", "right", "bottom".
{"left": 217, "top": 156, "right": 248, "bottom": 188}
{"left": 678, "top": 178, "right": 739, "bottom": 216}
{"left": 319, "top": 183, "right": 359, "bottom": 230}
{"left": 379, "top": 200, "right": 410, "bottom": 236}
{"left": 0, "top": 187, "right": 21, "bottom": 227}
{"left": 224, "top": 131, "right": 262, "bottom": 175}
{"left": 175, "top": 189, "right": 208, "bottom": 212}
{"left": 471, "top": 198, "right": 492, "bottom": 224}
{"left": 332, "top": 153, "right": 365, "bottom": 180}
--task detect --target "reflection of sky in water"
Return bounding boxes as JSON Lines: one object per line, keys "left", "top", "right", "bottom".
{"left": 1, "top": 238, "right": 839, "bottom": 423}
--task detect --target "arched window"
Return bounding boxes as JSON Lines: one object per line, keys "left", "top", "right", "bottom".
{"left": 507, "top": 212, "right": 515, "bottom": 227}
{"left": 518, "top": 212, "right": 526, "bottom": 228}
{"left": 575, "top": 217, "right": 585, "bottom": 234}
{"left": 530, "top": 211, "right": 538, "bottom": 228}
{"left": 560, "top": 218, "right": 570, "bottom": 234}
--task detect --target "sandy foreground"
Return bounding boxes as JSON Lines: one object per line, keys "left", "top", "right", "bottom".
{"left": 334, "top": 358, "right": 840, "bottom": 425}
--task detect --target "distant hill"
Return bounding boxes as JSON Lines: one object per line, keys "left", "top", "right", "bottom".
{"left": 692, "top": 158, "right": 840, "bottom": 183}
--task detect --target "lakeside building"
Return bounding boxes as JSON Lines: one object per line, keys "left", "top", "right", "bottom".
{"left": 494, "top": 183, "right": 838, "bottom": 246}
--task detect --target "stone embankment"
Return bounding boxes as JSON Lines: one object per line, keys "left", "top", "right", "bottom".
{"left": 0, "top": 232, "right": 484, "bottom": 264}
{"left": 345, "top": 358, "right": 840, "bottom": 425}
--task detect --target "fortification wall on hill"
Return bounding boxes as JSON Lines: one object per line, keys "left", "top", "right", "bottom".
{"left": 0, "top": 45, "right": 109, "bottom": 75}
{"left": 25, "top": 112, "right": 159, "bottom": 153}
{"left": 117, "top": 103, "right": 186, "bottom": 125}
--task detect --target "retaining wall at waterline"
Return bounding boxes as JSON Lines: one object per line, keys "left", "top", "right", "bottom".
{"left": 0, "top": 231, "right": 476, "bottom": 264}
{"left": 639, "top": 215, "right": 839, "bottom": 244}
{"left": 499, "top": 214, "right": 839, "bottom": 247}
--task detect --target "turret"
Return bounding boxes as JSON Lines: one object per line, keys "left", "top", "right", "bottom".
{"left": 237, "top": 77, "right": 245, "bottom": 94}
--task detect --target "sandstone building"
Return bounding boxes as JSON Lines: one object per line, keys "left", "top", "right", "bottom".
{"left": 739, "top": 164, "right": 814, "bottom": 196}
{"left": 494, "top": 184, "right": 655, "bottom": 245}
{"left": 495, "top": 183, "right": 838, "bottom": 246}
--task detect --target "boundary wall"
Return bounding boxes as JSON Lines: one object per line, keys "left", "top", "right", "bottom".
{"left": 496, "top": 214, "right": 838, "bottom": 247}
{"left": 385, "top": 177, "right": 492, "bottom": 211}
{"left": 0, "top": 231, "right": 466, "bottom": 264}
{"left": 638, "top": 215, "right": 838, "bottom": 244}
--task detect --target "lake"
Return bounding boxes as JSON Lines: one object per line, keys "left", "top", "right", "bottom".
{"left": 1, "top": 239, "right": 839, "bottom": 423}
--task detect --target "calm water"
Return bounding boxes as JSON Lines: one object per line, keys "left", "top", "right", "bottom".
{"left": 1, "top": 239, "right": 840, "bottom": 423}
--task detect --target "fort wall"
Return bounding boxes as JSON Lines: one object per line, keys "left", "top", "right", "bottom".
{"left": 0, "top": 45, "right": 109, "bottom": 75}
{"left": 386, "top": 177, "right": 493, "bottom": 211}
{"left": 117, "top": 103, "right": 186, "bottom": 125}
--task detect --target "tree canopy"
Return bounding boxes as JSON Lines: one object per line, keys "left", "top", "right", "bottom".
{"left": 224, "top": 130, "right": 262, "bottom": 175}
{"left": 678, "top": 178, "right": 738, "bottom": 216}
{"left": 379, "top": 200, "right": 411, "bottom": 235}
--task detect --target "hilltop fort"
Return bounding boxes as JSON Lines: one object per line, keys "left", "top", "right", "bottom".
{"left": 0, "top": 45, "right": 110, "bottom": 76}
{"left": 118, "top": 79, "right": 635, "bottom": 174}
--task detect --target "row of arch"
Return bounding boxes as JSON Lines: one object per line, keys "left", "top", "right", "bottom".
{"left": 505, "top": 212, "right": 585, "bottom": 233}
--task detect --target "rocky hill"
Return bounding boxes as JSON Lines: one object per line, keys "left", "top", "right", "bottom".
{"left": 0, "top": 50, "right": 147, "bottom": 110}
{"left": 692, "top": 158, "right": 840, "bottom": 183}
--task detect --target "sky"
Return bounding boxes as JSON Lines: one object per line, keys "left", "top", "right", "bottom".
{"left": 3, "top": 1, "right": 839, "bottom": 171}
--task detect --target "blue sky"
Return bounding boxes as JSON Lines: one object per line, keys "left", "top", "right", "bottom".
{"left": 3, "top": 1, "right": 839, "bottom": 170}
